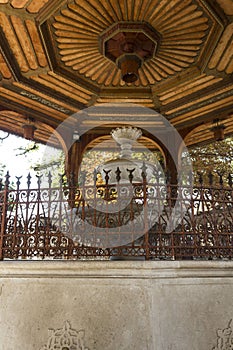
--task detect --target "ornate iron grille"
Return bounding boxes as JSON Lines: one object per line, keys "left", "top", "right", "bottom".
{"left": 0, "top": 171, "right": 232, "bottom": 260}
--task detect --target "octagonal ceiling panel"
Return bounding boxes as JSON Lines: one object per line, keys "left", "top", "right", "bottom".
{"left": 43, "top": 0, "right": 223, "bottom": 87}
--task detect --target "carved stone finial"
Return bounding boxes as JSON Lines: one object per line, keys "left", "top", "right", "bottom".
{"left": 111, "top": 126, "right": 142, "bottom": 158}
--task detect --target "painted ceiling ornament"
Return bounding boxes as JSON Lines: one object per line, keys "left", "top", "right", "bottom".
{"left": 41, "top": 321, "right": 90, "bottom": 350}
{"left": 212, "top": 319, "right": 233, "bottom": 350}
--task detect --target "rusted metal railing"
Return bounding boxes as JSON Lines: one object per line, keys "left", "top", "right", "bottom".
{"left": 0, "top": 170, "right": 232, "bottom": 260}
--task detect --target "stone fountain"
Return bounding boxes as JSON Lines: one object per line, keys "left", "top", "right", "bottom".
{"left": 97, "top": 126, "right": 157, "bottom": 184}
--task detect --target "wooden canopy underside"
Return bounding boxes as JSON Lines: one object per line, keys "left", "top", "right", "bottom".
{"left": 0, "top": 0, "right": 232, "bottom": 149}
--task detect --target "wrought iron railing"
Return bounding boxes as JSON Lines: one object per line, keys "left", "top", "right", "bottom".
{"left": 0, "top": 171, "right": 232, "bottom": 260}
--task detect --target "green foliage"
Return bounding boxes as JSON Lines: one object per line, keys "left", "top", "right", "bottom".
{"left": 0, "top": 164, "right": 15, "bottom": 190}
{"left": 188, "top": 137, "right": 233, "bottom": 173}
{"left": 15, "top": 142, "right": 39, "bottom": 156}
{"left": 32, "top": 149, "right": 65, "bottom": 187}
{"left": 187, "top": 136, "right": 233, "bottom": 184}
{"left": 7, "top": 140, "right": 65, "bottom": 187}
{"left": 0, "top": 163, "right": 6, "bottom": 178}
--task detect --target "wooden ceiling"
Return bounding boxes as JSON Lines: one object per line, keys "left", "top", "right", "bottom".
{"left": 0, "top": 0, "right": 232, "bottom": 148}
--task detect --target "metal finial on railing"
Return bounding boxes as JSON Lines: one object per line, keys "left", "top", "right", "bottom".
{"left": 27, "top": 173, "right": 31, "bottom": 188}
{"left": 208, "top": 171, "right": 214, "bottom": 186}
{"left": 5, "top": 171, "right": 10, "bottom": 188}
{"left": 103, "top": 169, "right": 111, "bottom": 185}
{"left": 197, "top": 172, "right": 203, "bottom": 185}
{"left": 115, "top": 167, "right": 121, "bottom": 183}
{"left": 48, "top": 171, "right": 52, "bottom": 187}
{"left": 93, "top": 169, "right": 97, "bottom": 185}
{"left": 61, "top": 173, "right": 67, "bottom": 189}
{"left": 218, "top": 172, "right": 224, "bottom": 186}
{"left": 59, "top": 173, "right": 64, "bottom": 186}
{"left": 36, "top": 174, "right": 42, "bottom": 188}
{"left": 141, "top": 161, "right": 147, "bottom": 180}
{"left": 152, "top": 168, "right": 160, "bottom": 182}
{"left": 15, "top": 176, "right": 22, "bottom": 189}
{"left": 228, "top": 173, "right": 232, "bottom": 187}
{"left": 127, "top": 168, "right": 135, "bottom": 183}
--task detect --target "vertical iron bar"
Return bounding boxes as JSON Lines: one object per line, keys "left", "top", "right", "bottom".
{"left": 36, "top": 175, "right": 42, "bottom": 258}
{"left": 166, "top": 174, "right": 174, "bottom": 259}
{"left": 0, "top": 172, "right": 10, "bottom": 260}
{"left": 143, "top": 178, "right": 150, "bottom": 260}
{"left": 103, "top": 170, "right": 111, "bottom": 248}
{"left": 13, "top": 176, "right": 21, "bottom": 258}
{"left": 141, "top": 162, "right": 149, "bottom": 260}
{"left": 58, "top": 173, "right": 64, "bottom": 258}
{"left": 127, "top": 168, "right": 135, "bottom": 251}
{"left": 93, "top": 170, "right": 97, "bottom": 246}
{"left": 116, "top": 168, "right": 121, "bottom": 251}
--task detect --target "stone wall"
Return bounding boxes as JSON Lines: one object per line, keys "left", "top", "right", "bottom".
{"left": 0, "top": 261, "right": 233, "bottom": 350}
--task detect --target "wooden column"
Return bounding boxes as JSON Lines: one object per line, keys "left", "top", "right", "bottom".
{"left": 65, "top": 133, "right": 97, "bottom": 206}
{"left": 165, "top": 150, "right": 178, "bottom": 185}
{"left": 66, "top": 141, "right": 83, "bottom": 187}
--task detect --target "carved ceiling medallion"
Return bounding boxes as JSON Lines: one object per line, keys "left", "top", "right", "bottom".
{"left": 41, "top": 0, "right": 222, "bottom": 87}
{"left": 99, "top": 22, "right": 161, "bottom": 83}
